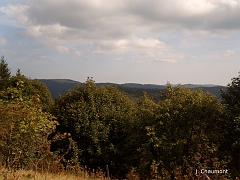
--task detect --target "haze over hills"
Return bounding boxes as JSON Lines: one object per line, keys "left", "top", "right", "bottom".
{"left": 38, "top": 79, "right": 226, "bottom": 101}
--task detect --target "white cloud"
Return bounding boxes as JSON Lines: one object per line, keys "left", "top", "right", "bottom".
{"left": 55, "top": 46, "right": 70, "bottom": 53}
{"left": 223, "top": 50, "right": 235, "bottom": 57}
{"left": 133, "top": 52, "right": 184, "bottom": 63}
{"left": 0, "top": 4, "right": 29, "bottom": 27}
{"left": 89, "top": 37, "right": 181, "bottom": 63}
{"left": 0, "top": 38, "right": 7, "bottom": 46}
{"left": 221, "top": 0, "right": 238, "bottom": 7}
{"left": 2, "top": 0, "right": 240, "bottom": 39}
{"left": 180, "top": 0, "right": 217, "bottom": 15}
{"left": 26, "top": 25, "right": 41, "bottom": 37}
{"left": 0, "top": 0, "right": 239, "bottom": 64}
{"left": 75, "top": 50, "right": 83, "bottom": 57}
{"left": 0, "top": 0, "right": 239, "bottom": 86}
{"left": 26, "top": 23, "right": 70, "bottom": 47}
{"left": 114, "top": 58, "right": 123, "bottom": 61}
{"left": 92, "top": 37, "right": 168, "bottom": 54}
{"left": 35, "top": 24, "right": 68, "bottom": 37}
{"left": 209, "top": 50, "right": 236, "bottom": 59}
{"left": 180, "top": 38, "right": 200, "bottom": 47}
{"left": 1, "top": 49, "right": 18, "bottom": 55}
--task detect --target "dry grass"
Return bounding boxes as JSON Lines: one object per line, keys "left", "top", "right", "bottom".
{"left": 0, "top": 166, "right": 107, "bottom": 180}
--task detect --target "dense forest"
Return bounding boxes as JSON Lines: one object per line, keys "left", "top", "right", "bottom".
{"left": 1, "top": 56, "right": 240, "bottom": 179}
{"left": 38, "top": 79, "right": 225, "bottom": 101}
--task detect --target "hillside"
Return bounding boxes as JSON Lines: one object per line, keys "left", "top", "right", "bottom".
{"left": 38, "top": 79, "right": 226, "bottom": 101}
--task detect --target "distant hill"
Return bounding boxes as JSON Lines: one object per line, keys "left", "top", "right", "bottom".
{"left": 39, "top": 79, "right": 83, "bottom": 99}
{"left": 38, "top": 79, "right": 226, "bottom": 101}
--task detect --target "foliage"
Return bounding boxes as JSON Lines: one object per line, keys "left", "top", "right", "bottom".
{"left": 51, "top": 78, "right": 139, "bottom": 178}
{"left": 137, "top": 84, "right": 226, "bottom": 179}
{"left": 1, "top": 58, "right": 239, "bottom": 179}
{"left": 0, "top": 56, "right": 11, "bottom": 91}
{"left": 0, "top": 56, "right": 53, "bottom": 112}
{"left": 221, "top": 74, "right": 240, "bottom": 116}
{"left": 0, "top": 83, "right": 57, "bottom": 179}
{"left": 116, "top": 85, "right": 163, "bottom": 102}
{"left": 51, "top": 80, "right": 233, "bottom": 179}
{"left": 220, "top": 74, "right": 240, "bottom": 176}
{"left": 9, "top": 75, "right": 53, "bottom": 112}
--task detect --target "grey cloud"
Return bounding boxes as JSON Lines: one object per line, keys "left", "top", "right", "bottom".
{"left": 3, "top": 0, "right": 239, "bottom": 40}
{"left": 25, "top": 0, "right": 132, "bottom": 39}
{"left": 1, "top": 0, "right": 239, "bottom": 65}
{"left": 124, "top": 0, "right": 240, "bottom": 32}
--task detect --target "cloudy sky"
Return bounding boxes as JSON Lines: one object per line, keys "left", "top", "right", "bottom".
{"left": 0, "top": 0, "right": 240, "bottom": 85}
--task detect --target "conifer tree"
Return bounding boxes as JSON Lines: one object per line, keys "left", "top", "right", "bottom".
{"left": 0, "top": 56, "right": 11, "bottom": 90}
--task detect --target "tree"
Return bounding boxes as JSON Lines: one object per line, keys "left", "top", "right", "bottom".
{"left": 0, "top": 56, "right": 11, "bottom": 90}
{"left": 0, "top": 58, "right": 52, "bottom": 111}
{"left": 0, "top": 82, "right": 57, "bottom": 179}
{"left": 220, "top": 73, "right": 240, "bottom": 177}
{"left": 135, "top": 92, "right": 160, "bottom": 179}
{"left": 137, "top": 84, "right": 226, "bottom": 179}
{"left": 16, "top": 68, "right": 21, "bottom": 77}
{"left": 221, "top": 73, "right": 240, "bottom": 116}
{"left": 10, "top": 75, "right": 53, "bottom": 112}
{"left": 51, "top": 78, "right": 139, "bottom": 178}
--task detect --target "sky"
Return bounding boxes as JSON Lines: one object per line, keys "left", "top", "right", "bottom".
{"left": 0, "top": 0, "right": 240, "bottom": 86}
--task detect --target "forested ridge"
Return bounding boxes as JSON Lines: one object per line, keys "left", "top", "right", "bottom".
{"left": 1, "top": 56, "right": 240, "bottom": 179}
{"left": 38, "top": 79, "right": 225, "bottom": 101}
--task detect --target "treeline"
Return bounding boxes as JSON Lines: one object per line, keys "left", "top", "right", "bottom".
{"left": 38, "top": 79, "right": 225, "bottom": 101}
{"left": 0, "top": 56, "right": 240, "bottom": 179}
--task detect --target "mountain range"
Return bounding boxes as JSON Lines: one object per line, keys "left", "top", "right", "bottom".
{"left": 38, "top": 79, "right": 226, "bottom": 101}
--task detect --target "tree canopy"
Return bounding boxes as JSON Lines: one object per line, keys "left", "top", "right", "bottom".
{"left": 10, "top": 75, "right": 53, "bottom": 111}
{"left": 0, "top": 58, "right": 53, "bottom": 112}
{"left": 51, "top": 78, "right": 139, "bottom": 177}
{"left": 0, "top": 82, "right": 57, "bottom": 179}
{"left": 220, "top": 74, "right": 240, "bottom": 176}
{"left": 1, "top": 57, "right": 240, "bottom": 179}
{"left": 135, "top": 84, "right": 226, "bottom": 179}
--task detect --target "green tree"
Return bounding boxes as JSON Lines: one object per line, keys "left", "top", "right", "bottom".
{"left": 0, "top": 82, "right": 57, "bottom": 179}
{"left": 221, "top": 73, "right": 240, "bottom": 116}
{"left": 0, "top": 58, "right": 52, "bottom": 111}
{"left": 220, "top": 73, "right": 240, "bottom": 177}
{"left": 0, "top": 56, "right": 11, "bottom": 90}
{"left": 51, "top": 78, "right": 139, "bottom": 178}
{"left": 10, "top": 75, "right": 53, "bottom": 112}
{"left": 135, "top": 92, "right": 159, "bottom": 179}
{"left": 137, "top": 84, "right": 225, "bottom": 179}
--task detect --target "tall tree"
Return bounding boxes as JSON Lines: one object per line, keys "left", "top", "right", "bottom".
{"left": 137, "top": 84, "right": 226, "bottom": 179}
{"left": 221, "top": 73, "right": 240, "bottom": 116}
{"left": 0, "top": 56, "right": 11, "bottom": 90}
{"left": 220, "top": 73, "right": 240, "bottom": 177}
{"left": 51, "top": 78, "right": 139, "bottom": 178}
